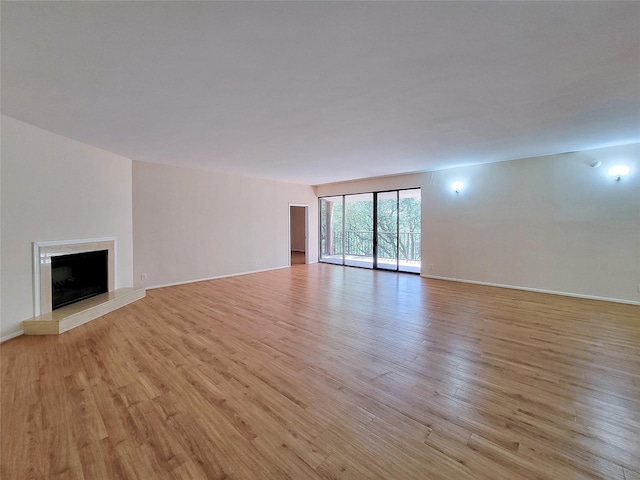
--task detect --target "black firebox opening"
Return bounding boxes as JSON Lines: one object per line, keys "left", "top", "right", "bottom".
{"left": 51, "top": 250, "right": 108, "bottom": 310}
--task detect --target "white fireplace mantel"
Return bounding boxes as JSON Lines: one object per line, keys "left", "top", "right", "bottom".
{"left": 26, "top": 237, "right": 145, "bottom": 336}
{"left": 32, "top": 237, "right": 117, "bottom": 317}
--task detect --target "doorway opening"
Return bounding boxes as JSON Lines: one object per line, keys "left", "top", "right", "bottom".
{"left": 289, "top": 204, "right": 309, "bottom": 266}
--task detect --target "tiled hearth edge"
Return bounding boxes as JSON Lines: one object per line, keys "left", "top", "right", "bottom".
{"left": 22, "top": 287, "right": 145, "bottom": 335}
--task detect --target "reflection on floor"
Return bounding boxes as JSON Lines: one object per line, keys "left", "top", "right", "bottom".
{"left": 4, "top": 265, "right": 637, "bottom": 479}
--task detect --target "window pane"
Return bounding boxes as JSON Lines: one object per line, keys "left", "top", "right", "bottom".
{"left": 344, "top": 193, "right": 373, "bottom": 268}
{"left": 399, "top": 189, "right": 421, "bottom": 273}
{"left": 376, "top": 191, "right": 398, "bottom": 270}
{"left": 320, "top": 188, "right": 420, "bottom": 274}
{"left": 320, "top": 196, "right": 343, "bottom": 265}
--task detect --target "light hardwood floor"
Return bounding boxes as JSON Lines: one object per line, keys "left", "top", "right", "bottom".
{"left": 2, "top": 264, "right": 639, "bottom": 479}
{"left": 291, "top": 251, "right": 306, "bottom": 265}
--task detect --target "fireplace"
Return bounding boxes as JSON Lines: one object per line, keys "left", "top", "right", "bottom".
{"left": 33, "top": 238, "right": 116, "bottom": 316}
{"left": 51, "top": 250, "right": 109, "bottom": 310}
{"left": 26, "top": 236, "right": 144, "bottom": 335}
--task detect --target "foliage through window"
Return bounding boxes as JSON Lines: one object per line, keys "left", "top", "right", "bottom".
{"left": 320, "top": 188, "right": 421, "bottom": 273}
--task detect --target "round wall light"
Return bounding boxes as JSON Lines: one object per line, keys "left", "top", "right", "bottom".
{"left": 452, "top": 181, "right": 464, "bottom": 194}
{"left": 608, "top": 165, "right": 629, "bottom": 181}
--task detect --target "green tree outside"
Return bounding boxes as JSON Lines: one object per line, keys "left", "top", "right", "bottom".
{"left": 321, "top": 192, "right": 421, "bottom": 262}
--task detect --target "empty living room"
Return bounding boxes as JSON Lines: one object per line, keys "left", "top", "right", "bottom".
{"left": 1, "top": 2, "right": 639, "bottom": 479}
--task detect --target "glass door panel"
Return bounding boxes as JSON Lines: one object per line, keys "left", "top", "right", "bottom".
{"left": 399, "top": 188, "right": 421, "bottom": 273}
{"left": 320, "top": 196, "right": 344, "bottom": 265}
{"left": 376, "top": 191, "right": 398, "bottom": 271}
{"left": 320, "top": 188, "right": 421, "bottom": 273}
{"left": 344, "top": 193, "right": 373, "bottom": 268}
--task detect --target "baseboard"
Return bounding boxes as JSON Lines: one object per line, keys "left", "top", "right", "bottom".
{"left": 421, "top": 274, "right": 640, "bottom": 306}
{"left": 147, "top": 265, "right": 291, "bottom": 290}
{"left": 1, "top": 330, "right": 24, "bottom": 343}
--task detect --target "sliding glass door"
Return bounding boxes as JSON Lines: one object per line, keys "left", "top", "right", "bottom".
{"left": 398, "top": 189, "right": 421, "bottom": 273}
{"left": 344, "top": 193, "right": 374, "bottom": 268}
{"left": 376, "top": 191, "right": 398, "bottom": 270}
{"left": 320, "top": 196, "right": 343, "bottom": 265}
{"left": 320, "top": 188, "right": 421, "bottom": 273}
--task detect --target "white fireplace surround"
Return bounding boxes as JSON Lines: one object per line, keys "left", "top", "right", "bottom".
{"left": 33, "top": 237, "right": 116, "bottom": 317}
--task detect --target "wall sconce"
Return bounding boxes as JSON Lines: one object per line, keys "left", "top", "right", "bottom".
{"left": 608, "top": 165, "right": 629, "bottom": 181}
{"left": 452, "top": 181, "right": 464, "bottom": 194}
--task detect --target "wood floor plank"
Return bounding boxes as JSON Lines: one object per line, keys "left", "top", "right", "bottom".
{"left": 2, "top": 264, "right": 639, "bottom": 479}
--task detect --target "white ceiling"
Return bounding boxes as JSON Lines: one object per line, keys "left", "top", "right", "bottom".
{"left": 2, "top": 1, "right": 639, "bottom": 185}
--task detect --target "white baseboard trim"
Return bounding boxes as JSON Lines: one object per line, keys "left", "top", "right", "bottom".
{"left": 421, "top": 274, "right": 640, "bottom": 306}
{"left": 147, "top": 265, "right": 291, "bottom": 290}
{"left": 1, "top": 330, "right": 24, "bottom": 343}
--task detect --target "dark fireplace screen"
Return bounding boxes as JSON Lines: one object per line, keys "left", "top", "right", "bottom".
{"left": 51, "top": 250, "right": 108, "bottom": 310}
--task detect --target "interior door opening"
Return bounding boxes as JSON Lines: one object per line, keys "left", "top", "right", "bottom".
{"left": 289, "top": 205, "right": 309, "bottom": 266}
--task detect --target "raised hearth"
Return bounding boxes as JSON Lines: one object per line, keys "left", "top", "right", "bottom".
{"left": 23, "top": 287, "right": 145, "bottom": 335}
{"left": 24, "top": 238, "right": 145, "bottom": 335}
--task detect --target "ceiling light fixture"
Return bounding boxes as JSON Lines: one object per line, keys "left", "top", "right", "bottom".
{"left": 452, "top": 181, "right": 464, "bottom": 194}
{"left": 608, "top": 165, "right": 629, "bottom": 181}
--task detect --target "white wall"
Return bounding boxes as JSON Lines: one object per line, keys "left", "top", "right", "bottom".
{"left": 132, "top": 161, "right": 318, "bottom": 288}
{"left": 424, "top": 145, "right": 639, "bottom": 303}
{"left": 316, "top": 145, "right": 640, "bottom": 304}
{"left": 0, "top": 117, "right": 3, "bottom": 337}
{"left": 0, "top": 115, "right": 134, "bottom": 340}
{"left": 290, "top": 206, "right": 306, "bottom": 252}
{"left": 2, "top": 114, "right": 635, "bottom": 343}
